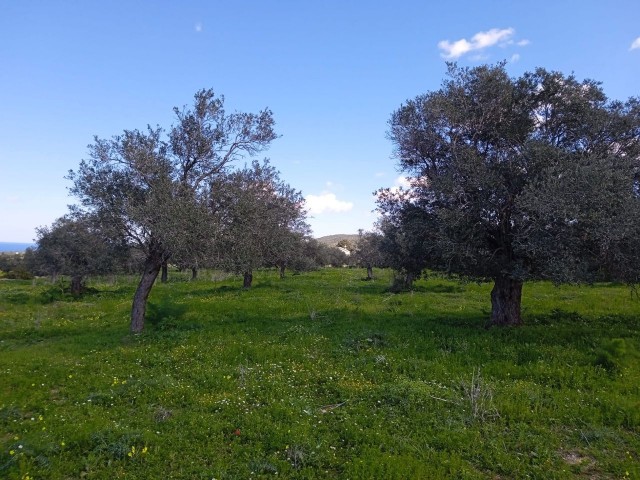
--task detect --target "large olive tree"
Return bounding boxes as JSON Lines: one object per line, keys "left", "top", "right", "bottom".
{"left": 380, "top": 63, "right": 640, "bottom": 326}
{"left": 69, "top": 89, "right": 277, "bottom": 332}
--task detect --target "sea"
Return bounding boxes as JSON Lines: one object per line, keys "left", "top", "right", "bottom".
{"left": 0, "top": 242, "right": 35, "bottom": 253}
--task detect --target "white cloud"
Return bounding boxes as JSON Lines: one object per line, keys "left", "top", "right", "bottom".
{"left": 470, "top": 53, "right": 490, "bottom": 62}
{"left": 438, "top": 27, "right": 526, "bottom": 59}
{"left": 473, "top": 28, "right": 514, "bottom": 49}
{"left": 195, "top": 22, "right": 203, "bottom": 33}
{"left": 517, "top": 39, "right": 531, "bottom": 47}
{"left": 305, "top": 193, "right": 353, "bottom": 214}
{"left": 509, "top": 53, "right": 520, "bottom": 63}
{"left": 384, "top": 176, "right": 412, "bottom": 196}
{"left": 630, "top": 37, "right": 640, "bottom": 50}
{"left": 395, "top": 176, "right": 411, "bottom": 188}
{"left": 438, "top": 38, "right": 473, "bottom": 59}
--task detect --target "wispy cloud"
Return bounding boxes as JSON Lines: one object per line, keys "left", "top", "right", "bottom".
{"left": 630, "top": 37, "right": 640, "bottom": 50}
{"left": 509, "top": 53, "right": 520, "bottom": 63}
{"left": 305, "top": 193, "right": 353, "bottom": 214}
{"left": 438, "top": 27, "right": 528, "bottom": 60}
{"left": 195, "top": 22, "right": 203, "bottom": 33}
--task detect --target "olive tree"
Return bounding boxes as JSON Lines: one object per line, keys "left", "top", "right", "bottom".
{"left": 380, "top": 63, "right": 640, "bottom": 326}
{"left": 209, "top": 159, "right": 308, "bottom": 288}
{"left": 69, "top": 89, "right": 277, "bottom": 332}
{"left": 375, "top": 201, "right": 433, "bottom": 289}
{"left": 354, "top": 229, "right": 385, "bottom": 280}
{"left": 33, "top": 214, "right": 122, "bottom": 295}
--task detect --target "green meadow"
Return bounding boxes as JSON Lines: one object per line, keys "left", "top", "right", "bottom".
{"left": 0, "top": 269, "right": 638, "bottom": 479}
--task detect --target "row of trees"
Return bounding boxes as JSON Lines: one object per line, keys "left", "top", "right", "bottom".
{"left": 28, "top": 209, "right": 350, "bottom": 293}
{"left": 28, "top": 90, "right": 343, "bottom": 333}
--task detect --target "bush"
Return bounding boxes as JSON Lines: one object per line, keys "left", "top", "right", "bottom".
{"left": 4, "top": 268, "right": 34, "bottom": 280}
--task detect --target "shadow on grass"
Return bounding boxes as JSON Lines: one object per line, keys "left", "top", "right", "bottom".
{"left": 147, "top": 297, "right": 189, "bottom": 330}
{"left": 0, "top": 321, "right": 127, "bottom": 353}
{"left": 421, "top": 283, "right": 466, "bottom": 294}
{"left": 0, "top": 291, "right": 33, "bottom": 305}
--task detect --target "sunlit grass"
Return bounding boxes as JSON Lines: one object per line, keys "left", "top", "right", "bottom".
{"left": 1, "top": 269, "right": 638, "bottom": 478}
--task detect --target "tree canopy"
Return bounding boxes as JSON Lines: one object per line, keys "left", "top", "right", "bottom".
{"left": 33, "top": 214, "right": 123, "bottom": 295}
{"left": 379, "top": 63, "right": 640, "bottom": 326}
{"left": 209, "top": 159, "right": 309, "bottom": 287}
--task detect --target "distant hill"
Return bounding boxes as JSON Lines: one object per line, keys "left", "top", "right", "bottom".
{"left": 0, "top": 242, "right": 34, "bottom": 253}
{"left": 316, "top": 234, "right": 359, "bottom": 247}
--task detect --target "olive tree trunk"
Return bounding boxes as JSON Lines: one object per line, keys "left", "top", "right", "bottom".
{"left": 279, "top": 264, "right": 286, "bottom": 279}
{"left": 404, "top": 271, "right": 415, "bottom": 289}
{"left": 191, "top": 267, "right": 198, "bottom": 280}
{"left": 70, "top": 275, "right": 84, "bottom": 297}
{"left": 366, "top": 265, "right": 374, "bottom": 280}
{"left": 131, "top": 252, "right": 163, "bottom": 333}
{"left": 243, "top": 271, "right": 253, "bottom": 289}
{"left": 489, "top": 276, "right": 523, "bottom": 327}
{"left": 161, "top": 261, "right": 168, "bottom": 283}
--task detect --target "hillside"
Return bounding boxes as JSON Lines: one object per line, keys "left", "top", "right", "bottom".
{"left": 316, "top": 233, "right": 359, "bottom": 246}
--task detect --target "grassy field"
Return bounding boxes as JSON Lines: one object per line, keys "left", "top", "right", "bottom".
{"left": 0, "top": 268, "right": 638, "bottom": 479}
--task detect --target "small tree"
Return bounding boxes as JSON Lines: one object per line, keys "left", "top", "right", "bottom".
{"left": 209, "top": 159, "right": 308, "bottom": 288}
{"left": 381, "top": 63, "right": 640, "bottom": 326}
{"left": 376, "top": 203, "right": 431, "bottom": 289}
{"left": 271, "top": 231, "right": 309, "bottom": 278}
{"left": 354, "top": 229, "right": 385, "bottom": 280}
{"left": 69, "top": 89, "right": 276, "bottom": 331}
{"left": 33, "top": 215, "right": 121, "bottom": 295}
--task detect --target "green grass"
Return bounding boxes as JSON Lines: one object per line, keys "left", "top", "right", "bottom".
{"left": 0, "top": 269, "right": 639, "bottom": 479}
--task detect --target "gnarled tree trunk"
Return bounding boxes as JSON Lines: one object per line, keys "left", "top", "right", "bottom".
{"left": 243, "top": 271, "right": 253, "bottom": 289}
{"left": 191, "top": 267, "right": 198, "bottom": 280}
{"left": 131, "top": 250, "right": 164, "bottom": 333}
{"left": 490, "top": 276, "right": 523, "bottom": 327}
{"left": 279, "top": 264, "right": 286, "bottom": 279}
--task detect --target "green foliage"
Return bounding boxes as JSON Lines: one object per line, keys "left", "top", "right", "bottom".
{"left": 0, "top": 270, "right": 638, "bottom": 478}
{"left": 2, "top": 268, "right": 34, "bottom": 280}
{"left": 0, "top": 252, "right": 32, "bottom": 277}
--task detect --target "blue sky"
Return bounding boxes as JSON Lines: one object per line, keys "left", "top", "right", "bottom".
{"left": 1, "top": 1, "right": 639, "bottom": 242}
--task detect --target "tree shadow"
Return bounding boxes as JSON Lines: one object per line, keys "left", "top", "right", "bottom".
{"left": 147, "top": 297, "right": 189, "bottom": 330}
